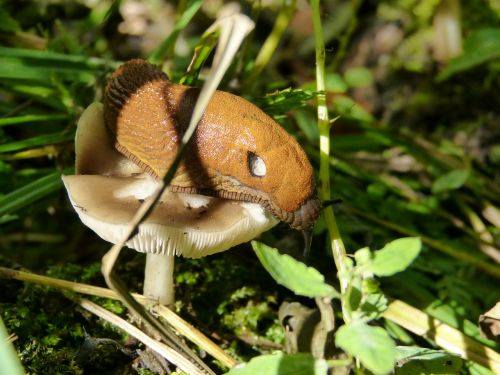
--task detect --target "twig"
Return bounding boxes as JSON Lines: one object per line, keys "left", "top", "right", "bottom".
{"left": 79, "top": 299, "right": 209, "bottom": 375}
{"left": 100, "top": 15, "right": 255, "bottom": 372}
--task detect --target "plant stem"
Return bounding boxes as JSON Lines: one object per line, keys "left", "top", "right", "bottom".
{"left": 310, "top": 0, "right": 349, "bottom": 321}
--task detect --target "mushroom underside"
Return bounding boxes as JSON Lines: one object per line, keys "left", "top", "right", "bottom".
{"left": 63, "top": 174, "right": 277, "bottom": 258}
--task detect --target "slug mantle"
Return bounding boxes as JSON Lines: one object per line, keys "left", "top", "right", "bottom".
{"left": 104, "top": 59, "right": 321, "bottom": 230}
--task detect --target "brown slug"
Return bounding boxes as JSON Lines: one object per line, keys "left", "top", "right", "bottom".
{"left": 103, "top": 59, "right": 320, "bottom": 230}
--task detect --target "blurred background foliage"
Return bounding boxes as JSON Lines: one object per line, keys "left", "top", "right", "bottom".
{"left": 0, "top": 0, "right": 499, "bottom": 373}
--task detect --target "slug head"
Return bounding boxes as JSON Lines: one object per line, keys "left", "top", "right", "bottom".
{"left": 104, "top": 59, "right": 321, "bottom": 230}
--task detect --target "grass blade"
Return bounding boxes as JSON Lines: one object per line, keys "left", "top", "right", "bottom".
{"left": 0, "top": 132, "right": 74, "bottom": 153}
{"left": 384, "top": 300, "right": 500, "bottom": 373}
{"left": 0, "top": 170, "right": 70, "bottom": 217}
{"left": 149, "top": 0, "right": 204, "bottom": 64}
{"left": 0, "top": 316, "right": 24, "bottom": 375}
{"left": 0, "top": 114, "right": 68, "bottom": 127}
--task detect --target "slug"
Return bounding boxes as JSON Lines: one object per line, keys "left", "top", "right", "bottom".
{"left": 103, "top": 59, "right": 321, "bottom": 230}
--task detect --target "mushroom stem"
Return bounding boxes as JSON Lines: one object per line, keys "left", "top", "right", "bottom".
{"left": 143, "top": 253, "right": 175, "bottom": 306}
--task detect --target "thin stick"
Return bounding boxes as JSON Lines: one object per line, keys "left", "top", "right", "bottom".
{"left": 100, "top": 14, "right": 255, "bottom": 373}
{"left": 0, "top": 266, "right": 237, "bottom": 368}
{"left": 79, "top": 299, "right": 209, "bottom": 375}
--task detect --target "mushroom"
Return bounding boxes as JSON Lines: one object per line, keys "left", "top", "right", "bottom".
{"left": 63, "top": 60, "right": 321, "bottom": 306}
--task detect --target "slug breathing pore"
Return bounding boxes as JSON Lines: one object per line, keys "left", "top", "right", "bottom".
{"left": 103, "top": 59, "right": 321, "bottom": 231}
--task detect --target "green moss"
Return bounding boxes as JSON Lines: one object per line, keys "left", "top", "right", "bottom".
{"left": 0, "top": 260, "right": 134, "bottom": 373}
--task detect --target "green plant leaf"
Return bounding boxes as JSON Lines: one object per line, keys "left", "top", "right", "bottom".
{"left": 252, "top": 241, "right": 339, "bottom": 298}
{"left": 344, "top": 67, "right": 373, "bottom": 88}
{"left": 333, "top": 95, "right": 374, "bottom": 122}
{"left": 324, "top": 73, "right": 348, "bottom": 92}
{"left": 395, "top": 346, "right": 463, "bottom": 374}
{"left": 431, "top": 169, "right": 470, "bottom": 194}
{"left": 367, "top": 237, "right": 422, "bottom": 277}
{"left": 437, "top": 28, "right": 500, "bottom": 81}
{"left": 256, "top": 88, "right": 316, "bottom": 115}
{"left": 335, "top": 321, "right": 396, "bottom": 375}
{"left": 303, "top": 73, "right": 348, "bottom": 93}
{"left": 225, "top": 352, "right": 327, "bottom": 375}
{"left": 0, "top": 6, "right": 20, "bottom": 33}
{"left": 360, "top": 292, "right": 388, "bottom": 321}
{"left": 354, "top": 247, "right": 371, "bottom": 266}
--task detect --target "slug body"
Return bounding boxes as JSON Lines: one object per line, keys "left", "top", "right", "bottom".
{"left": 104, "top": 59, "right": 320, "bottom": 230}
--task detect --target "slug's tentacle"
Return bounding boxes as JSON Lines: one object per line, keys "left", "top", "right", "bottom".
{"left": 103, "top": 59, "right": 321, "bottom": 230}
{"left": 302, "top": 227, "right": 314, "bottom": 258}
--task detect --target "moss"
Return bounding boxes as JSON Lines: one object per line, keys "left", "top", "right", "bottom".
{"left": 0, "top": 260, "right": 133, "bottom": 373}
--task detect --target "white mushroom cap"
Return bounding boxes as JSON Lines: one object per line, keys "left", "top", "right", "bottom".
{"left": 74, "top": 102, "right": 144, "bottom": 177}
{"left": 63, "top": 103, "right": 277, "bottom": 258}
